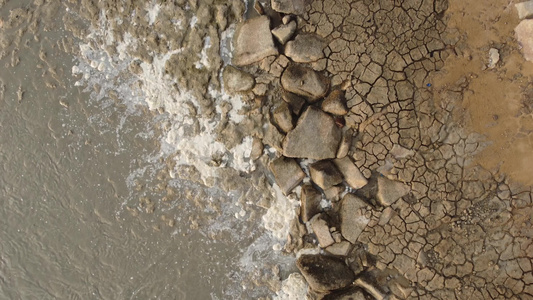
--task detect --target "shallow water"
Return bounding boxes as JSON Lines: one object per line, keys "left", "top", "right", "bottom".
{"left": 0, "top": 1, "right": 285, "bottom": 299}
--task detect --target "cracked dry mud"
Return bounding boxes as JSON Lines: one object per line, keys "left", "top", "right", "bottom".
{"left": 229, "top": 0, "right": 533, "bottom": 299}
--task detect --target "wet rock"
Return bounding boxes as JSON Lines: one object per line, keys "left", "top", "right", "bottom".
{"left": 321, "top": 90, "right": 348, "bottom": 115}
{"left": 336, "top": 128, "right": 353, "bottom": 158}
{"left": 296, "top": 254, "right": 355, "bottom": 292}
{"left": 333, "top": 157, "right": 368, "bottom": 189}
{"left": 282, "top": 91, "right": 306, "bottom": 115}
{"left": 233, "top": 16, "right": 278, "bottom": 66}
{"left": 322, "top": 287, "right": 366, "bottom": 300}
{"left": 272, "top": 21, "right": 297, "bottom": 44}
{"left": 272, "top": 102, "right": 294, "bottom": 133}
{"left": 310, "top": 214, "right": 335, "bottom": 248}
{"left": 515, "top": 1, "right": 533, "bottom": 19}
{"left": 339, "top": 194, "right": 371, "bottom": 243}
{"left": 376, "top": 176, "right": 410, "bottom": 207}
{"left": 281, "top": 64, "right": 330, "bottom": 101}
{"left": 515, "top": 20, "right": 533, "bottom": 62}
{"left": 222, "top": 66, "right": 255, "bottom": 93}
{"left": 325, "top": 241, "right": 353, "bottom": 256}
{"left": 269, "top": 156, "right": 305, "bottom": 195}
{"left": 283, "top": 107, "right": 342, "bottom": 160}
{"left": 285, "top": 33, "right": 326, "bottom": 63}
{"left": 271, "top": 0, "right": 306, "bottom": 15}
{"left": 300, "top": 184, "right": 322, "bottom": 222}
{"left": 310, "top": 160, "right": 344, "bottom": 190}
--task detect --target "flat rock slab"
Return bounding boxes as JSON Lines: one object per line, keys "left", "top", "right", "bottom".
{"left": 515, "top": 20, "right": 533, "bottom": 62}
{"left": 296, "top": 254, "right": 355, "bottom": 292}
{"left": 300, "top": 184, "right": 322, "bottom": 222}
{"left": 233, "top": 16, "right": 278, "bottom": 66}
{"left": 281, "top": 64, "right": 329, "bottom": 101}
{"left": 310, "top": 160, "right": 343, "bottom": 190}
{"left": 285, "top": 33, "right": 326, "bottom": 63}
{"left": 269, "top": 156, "right": 305, "bottom": 195}
{"left": 283, "top": 107, "right": 341, "bottom": 160}
{"left": 333, "top": 157, "right": 368, "bottom": 189}
{"left": 271, "top": 0, "right": 306, "bottom": 15}
{"left": 340, "top": 194, "right": 371, "bottom": 243}
{"left": 222, "top": 66, "right": 255, "bottom": 93}
{"left": 376, "top": 176, "right": 410, "bottom": 207}
{"left": 515, "top": 1, "right": 533, "bottom": 19}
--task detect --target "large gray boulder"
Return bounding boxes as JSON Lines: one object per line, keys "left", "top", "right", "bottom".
{"left": 285, "top": 33, "right": 326, "bottom": 63}
{"left": 296, "top": 254, "right": 355, "bottom": 292}
{"left": 269, "top": 157, "right": 306, "bottom": 195}
{"left": 233, "top": 16, "right": 278, "bottom": 66}
{"left": 339, "top": 194, "right": 371, "bottom": 243}
{"left": 281, "top": 64, "right": 329, "bottom": 101}
{"left": 282, "top": 107, "right": 341, "bottom": 160}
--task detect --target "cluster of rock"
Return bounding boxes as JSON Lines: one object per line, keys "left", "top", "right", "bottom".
{"left": 224, "top": 1, "right": 415, "bottom": 299}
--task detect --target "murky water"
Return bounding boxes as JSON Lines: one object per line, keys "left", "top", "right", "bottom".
{"left": 0, "top": 1, "right": 288, "bottom": 299}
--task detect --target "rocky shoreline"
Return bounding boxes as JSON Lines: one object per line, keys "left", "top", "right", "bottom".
{"left": 224, "top": 0, "right": 533, "bottom": 299}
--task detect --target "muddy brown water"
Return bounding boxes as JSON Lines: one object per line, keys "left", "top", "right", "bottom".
{"left": 0, "top": 1, "right": 279, "bottom": 299}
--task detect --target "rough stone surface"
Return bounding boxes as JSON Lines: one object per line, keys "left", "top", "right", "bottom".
{"left": 487, "top": 48, "right": 500, "bottom": 69}
{"left": 309, "top": 160, "right": 343, "bottom": 190}
{"left": 281, "top": 91, "right": 306, "bottom": 115}
{"left": 285, "top": 33, "right": 326, "bottom": 63}
{"left": 333, "top": 157, "right": 368, "bottom": 189}
{"left": 376, "top": 176, "right": 410, "bottom": 206}
{"left": 336, "top": 128, "right": 353, "bottom": 158}
{"left": 272, "top": 102, "right": 294, "bottom": 133}
{"left": 282, "top": 107, "right": 342, "bottom": 159}
{"left": 281, "top": 64, "right": 330, "bottom": 101}
{"left": 515, "top": 1, "right": 533, "bottom": 19}
{"left": 300, "top": 184, "right": 322, "bottom": 222}
{"left": 233, "top": 16, "right": 278, "bottom": 66}
{"left": 325, "top": 241, "right": 353, "bottom": 256}
{"left": 321, "top": 90, "right": 348, "bottom": 115}
{"left": 269, "top": 156, "right": 305, "bottom": 195}
{"left": 310, "top": 214, "right": 335, "bottom": 248}
{"left": 515, "top": 20, "right": 533, "bottom": 62}
{"left": 322, "top": 287, "right": 366, "bottom": 300}
{"left": 222, "top": 66, "right": 255, "bottom": 93}
{"left": 323, "top": 185, "right": 343, "bottom": 201}
{"left": 340, "top": 194, "right": 371, "bottom": 243}
{"left": 296, "top": 254, "right": 355, "bottom": 292}
{"left": 271, "top": 0, "right": 306, "bottom": 15}
{"left": 272, "top": 21, "right": 297, "bottom": 44}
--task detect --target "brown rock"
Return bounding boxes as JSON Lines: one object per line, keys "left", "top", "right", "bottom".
{"left": 222, "top": 66, "right": 255, "bottom": 93}
{"left": 233, "top": 16, "right": 278, "bottom": 66}
{"left": 321, "top": 90, "right": 348, "bottom": 115}
{"left": 339, "top": 194, "right": 371, "bottom": 243}
{"left": 515, "top": 20, "right": 533, "bottom": 62}
{"left": 336, "top": 128, "right": 353, "bottom": 158}
{"left": 325, "top": 241, "right": 353, "bottom": 257}
{"left": 333, "top": 157, "right": 368, "bottom": 189}
{"left": 310, "top": 160, "right": 343, "bottom": 190}
{"left": 296, "top": 254, "right": 355, "bottom": 292}
{"left": 310, "top": 214, "right": 335, "bottom": 248}
{"left": 285, "top": 33, "right": 326, "bottom": 63}
{"left": 269, "top": 156, "right": 305, "bottom": 195}
{"left": 281, "top": 91, "right": 306, "bottom": 115}
{"left": 376, "top": 176, "right": 410, "bottom": 206}
{"left": 324, "top": 185, "right": 344, "bottom": 202}
{"left": 322, "top": 287, "right": 366, "bottom": 300}
{"left": 283, "top": 107, "right": 342, "bottom": 160}
{"left": 272, "top": 102, "right": 294, "bottom": 133}
{"left": 281, "top": 64, "right": 330, "bottom": 101}
{"left": 271, "top": 0, "right": 306, "bottom": 15}
{"left": 272, "top": 21, "right": 296, "bottom": 44}
{"left": 300, "top": 184, "right": 322, "bottom": 222}
{"left": 251, "top": 137, "right": 263, "bottom": 160}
